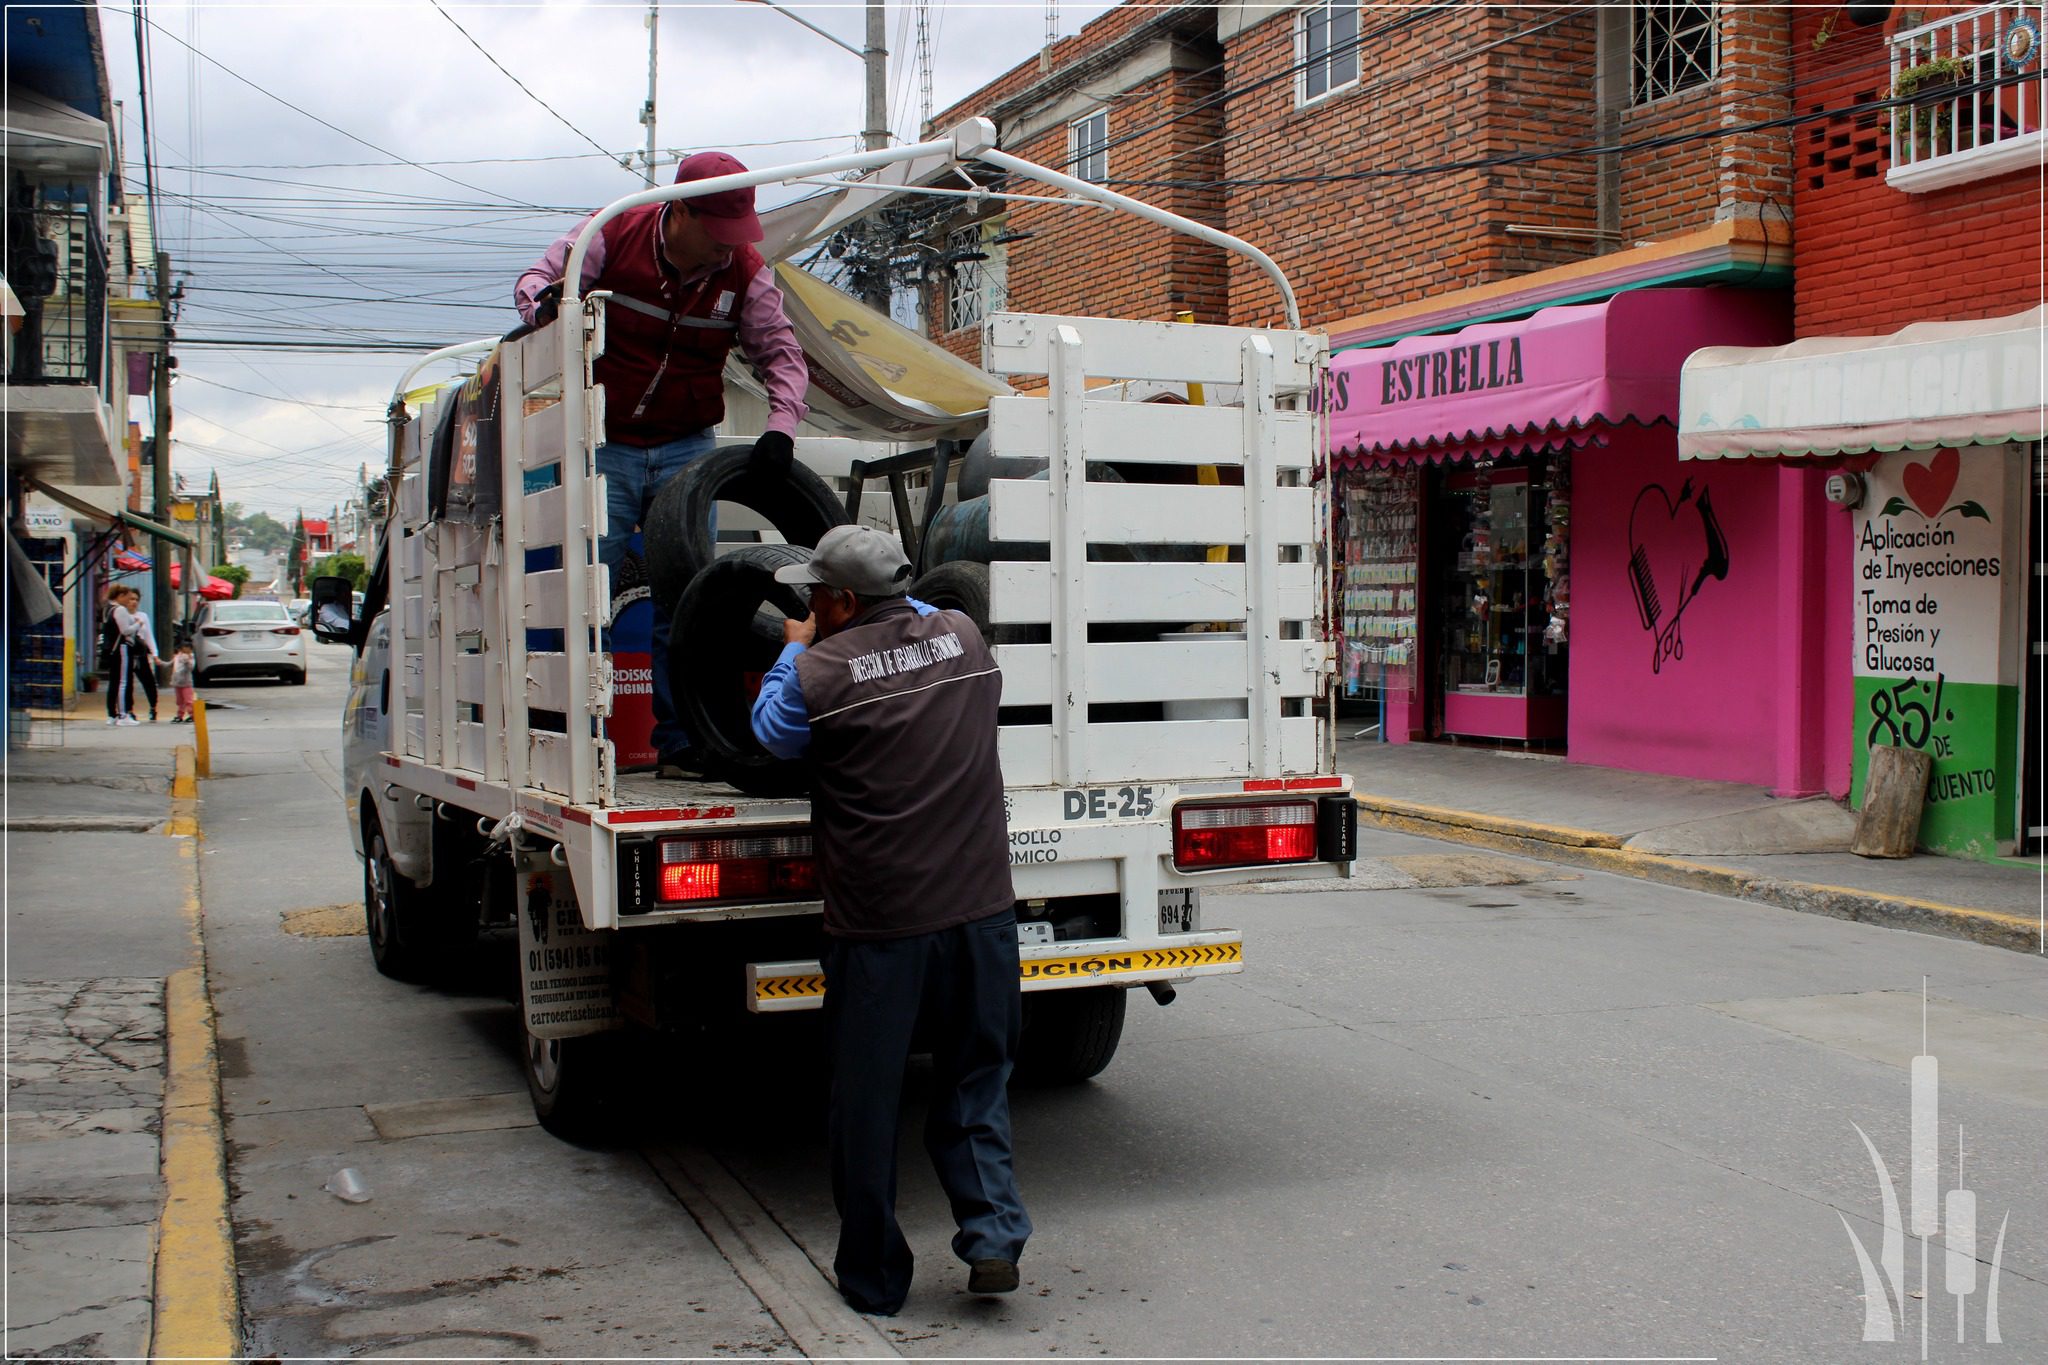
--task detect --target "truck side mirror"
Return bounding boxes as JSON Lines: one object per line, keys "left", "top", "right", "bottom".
{"left": 309, "top": 575, "right": 355, "bottom": 644}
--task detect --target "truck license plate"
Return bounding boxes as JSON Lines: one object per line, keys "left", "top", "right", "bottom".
{"left": 1157, "top": 888, "right": 1200, "bottom": 934}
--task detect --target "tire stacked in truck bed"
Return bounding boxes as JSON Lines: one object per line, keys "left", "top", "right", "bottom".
{"left": 644, "top": 447, "right": 847, "bottom": 796}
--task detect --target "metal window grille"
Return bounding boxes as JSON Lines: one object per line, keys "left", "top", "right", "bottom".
{"left": 1296, "top": 0, "right": 1361, "bottom": 107}
{"left": 1069, "top": 109, "right": 1109, "bottom": 183}
{"left": 946, "top": 226, "right": 985, "bottom": 332}
{"left": 1632, "top": 2, "right": 1719, "bottom": 105}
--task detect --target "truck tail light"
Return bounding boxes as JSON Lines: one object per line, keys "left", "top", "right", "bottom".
{"left": 657, "top": 833, "right": 817, "bottom": 904}
{"left": 1172, "top": 801, "right": 1319, "bottom": 871}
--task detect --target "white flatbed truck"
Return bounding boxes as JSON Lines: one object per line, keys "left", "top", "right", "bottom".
{"left": 324, "top": 121, "right": 1355, "bottom": 1134}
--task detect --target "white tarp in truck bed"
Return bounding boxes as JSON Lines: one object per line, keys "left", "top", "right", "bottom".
{"left": 726, "top": 264, "right": 1012, "bottom": 441}
{"left": 727, "top": 176, "right": 1015, "bottom": 442}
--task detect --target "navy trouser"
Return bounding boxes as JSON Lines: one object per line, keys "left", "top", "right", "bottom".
{"left": 822, "top": 909, "right": 1031, "bottom": 1315}
{"left": 596, "top": 431, "right": 717, "bottom": 757}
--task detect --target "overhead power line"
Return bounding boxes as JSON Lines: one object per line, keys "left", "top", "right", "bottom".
{"left": 427, "top": 0, "right": 624, "bottom": 169}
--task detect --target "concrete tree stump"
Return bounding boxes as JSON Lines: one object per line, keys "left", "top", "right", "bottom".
{"left": 1853, "top": 744, "right": 1933, "bottom": 859}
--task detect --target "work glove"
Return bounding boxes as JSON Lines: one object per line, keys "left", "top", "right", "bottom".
{"left": 749, "top": 430, "right": 795, "bottom": 478}
{"left": 530, "top": 280, "right": 562, "bottom": 326}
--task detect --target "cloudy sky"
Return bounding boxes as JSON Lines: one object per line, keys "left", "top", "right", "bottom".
{"left": 98, "top": 1, "right": 1115, "bottom": 520}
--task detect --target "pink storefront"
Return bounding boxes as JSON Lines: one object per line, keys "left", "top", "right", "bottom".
{"left": 1326, "top": 287, "right": 1848, "bottom": 796}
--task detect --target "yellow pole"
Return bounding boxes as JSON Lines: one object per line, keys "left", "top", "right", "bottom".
{"left": 191, "top": 697, "right": 211, "bottom": 778}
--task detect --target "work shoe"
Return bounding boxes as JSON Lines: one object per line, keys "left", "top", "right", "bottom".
{"left": 967, "top": 1259, "right": 1019, "bottom": 1295}
{"left": 656, "top": 748, "right": 713, "bottom": 781}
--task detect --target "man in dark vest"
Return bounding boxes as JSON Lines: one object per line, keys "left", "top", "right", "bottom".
{"left": 749, "top": 525, "right": 1030, "bottom": 1315}
{"left": 515, "top": 151, "right": 809, "bottom": 778}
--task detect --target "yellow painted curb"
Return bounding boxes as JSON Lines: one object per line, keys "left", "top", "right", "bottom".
{"left": 153, "top": 966, "right": 239, "bottom": 1359}
{"left": 1355, "top": 794, "right": 1627, "bottom": 849}
{"left": 150, "top": 746, "right": 240, "bottom": 1357}
{"left": 1357, "top": 803, "right": 2042, "bottom": 953}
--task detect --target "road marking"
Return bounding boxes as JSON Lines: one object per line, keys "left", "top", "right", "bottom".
{"left": 150, "top": 751, "right": 240, "bottom": 1357}
{"left": 643, "top": 1145, "right": 902, "bottom": 1358}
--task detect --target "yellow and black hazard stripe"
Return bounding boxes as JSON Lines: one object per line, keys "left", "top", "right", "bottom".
{"left": 748, "top": 941, "right": 1244, "bottom": 1011}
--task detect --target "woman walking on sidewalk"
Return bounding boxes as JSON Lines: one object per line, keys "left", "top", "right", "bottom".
{"left": 127, "top": 600, "right": 163, "bottom": 721}
{"left": 99, "top": 587, "right": 145, "bottom": 726}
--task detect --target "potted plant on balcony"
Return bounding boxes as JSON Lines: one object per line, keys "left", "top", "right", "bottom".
{"left": 1894, "top": 52, "right": 1968, "bottom": 155}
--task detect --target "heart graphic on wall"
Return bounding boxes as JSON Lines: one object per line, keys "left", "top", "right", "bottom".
{"left": 1902, "top": 448, "right": 1960, "bottom": 519}
{"left": 1627, "top": 478, "right": 1731, "bottom": 673}
{"left": 1880, "top": 447, "right": 1989, "bottom": 522}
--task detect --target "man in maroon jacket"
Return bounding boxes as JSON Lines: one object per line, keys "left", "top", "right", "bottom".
{"left": 515, "top": 152, "right": 809, "bottom": 777}
{"left": 750, "top": 526, "right": 1030, "bottom": 1315}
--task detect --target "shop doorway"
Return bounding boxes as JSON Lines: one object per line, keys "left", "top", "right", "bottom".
{"left": 1422, "top": 457, "right": 1569, "bottom": 747}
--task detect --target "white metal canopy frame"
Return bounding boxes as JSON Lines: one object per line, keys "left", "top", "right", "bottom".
{"left": 1678, "top": 305, "right": 2048, "bottom": 461}
{"left": 530, "top": 117, "right": 1311, "bottom": 801}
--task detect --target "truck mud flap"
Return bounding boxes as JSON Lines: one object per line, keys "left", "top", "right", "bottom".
{"left": 519, "top": 865, "right": 624, "bottom": 1039}
{"left": 745, "top": 929, "right": 1244, "bottom": 1014}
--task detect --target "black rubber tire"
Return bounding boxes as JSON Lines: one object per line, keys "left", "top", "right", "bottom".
{"left": 669, "top": 543, "right": 814, "bottom": 798}
{"left": 1015, "top": 986, "right": 1126, "bottom": 1085}
{"left": 908, "top": 561, "right": 993, "bottom": 638}
{"left": 364, "top": 818, "right": 425, "bottom": 982}
{"left": 523, "top": 1022, "right": 623, "bottom": 1141}
{"left": 643, "top": 445, "right": 849, "bottom": 624}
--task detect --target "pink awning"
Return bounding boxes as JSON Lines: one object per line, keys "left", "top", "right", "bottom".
{"left": 1326, "top": 287, "right": 1786, "bottom": 467}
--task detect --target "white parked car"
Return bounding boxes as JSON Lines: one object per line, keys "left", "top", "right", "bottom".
{"left": 193, "top": 599, "right": 307, "bottom": 685}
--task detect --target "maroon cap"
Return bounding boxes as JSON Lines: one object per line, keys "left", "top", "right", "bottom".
{"left": 674, "top": 151, "right": 764, "bottom": 246}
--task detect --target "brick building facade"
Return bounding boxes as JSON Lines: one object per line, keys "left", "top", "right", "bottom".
{"left": 923, "top": 1, "right": 1794, "bottom": 340}
{"left": 1789, "top": 5, "right": 2042, "bottom": 335}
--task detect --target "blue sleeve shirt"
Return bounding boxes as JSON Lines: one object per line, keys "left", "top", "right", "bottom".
{"left": 749, "top": 597, "right": 938, "bottom": 760}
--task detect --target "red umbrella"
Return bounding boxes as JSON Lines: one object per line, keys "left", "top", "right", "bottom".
{"left": 113, "top": 550, "right": 150, "bottom": 572}
{"left": 196, "top": 576, "right": 236, "bottom": 601}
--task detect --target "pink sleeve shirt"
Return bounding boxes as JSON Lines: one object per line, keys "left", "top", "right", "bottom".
{"left": 514, "top": 209, "right": 810, "bottom": 438}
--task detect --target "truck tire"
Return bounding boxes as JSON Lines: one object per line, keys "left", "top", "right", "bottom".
{"left": 908, "top": 561, "right": 993, "bottom": 638}
{"left": 669, "top": 543, "right": 814, "bottom": 798}
{"left": 522, "top": 1023, "right": 623, "bottom": 1141}
{"left": 364, "top": 817, "right": 427, "bottom": 982}
{"left": 643, "top": 445, "right": 848, "bottom": 623}
{"left": 364, "top": 807, "right": 476, "bottom": 983}
{"left": 1015, "top": 986, "right": 1126, "bottom": 1085}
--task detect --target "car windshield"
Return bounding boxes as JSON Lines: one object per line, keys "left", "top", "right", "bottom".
{"left": 209, "top": 603, "right": 290, "bottom": 624}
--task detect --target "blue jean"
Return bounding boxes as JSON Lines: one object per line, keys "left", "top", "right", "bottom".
{"left": 597, "top": 432, "right": 718, "bottom": 757}
{"left": 821, "top": 909, "right": 1031, "bottom": 1315}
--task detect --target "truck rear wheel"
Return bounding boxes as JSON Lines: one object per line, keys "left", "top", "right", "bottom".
{"left": 523, "top": 1024, "right": 622, "bottom": 1140}
{"left": 1015, "top": 986, "right": 1126, "bottom": 1085}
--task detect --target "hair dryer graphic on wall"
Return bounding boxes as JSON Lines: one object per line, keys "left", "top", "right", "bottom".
{"left": 1628, "top": 479, "right": 1730, "bottom": 672}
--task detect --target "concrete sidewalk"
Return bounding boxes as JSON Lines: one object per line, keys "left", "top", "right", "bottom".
{"left": 4, "top": 692, "right": 231, "bottom": 1357}
{"left": 1337, "top": 738, "right": 2045, "bottom": 953}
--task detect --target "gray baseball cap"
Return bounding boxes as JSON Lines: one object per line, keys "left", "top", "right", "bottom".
{"left": 773, "top": 525, "right": 913, "bottom": 597}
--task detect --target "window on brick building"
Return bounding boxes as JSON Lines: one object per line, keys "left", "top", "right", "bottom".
{"left": 945, "top": 220, "right": 1008, "bottom": 333}
{"left": 1631, "top": 2, "right": 1718, "bottom": 105}
{"left": 1296, "top": 0, "right": 1360, "bottom": 107}
{"left": 1069, "top": 109, "right": 1109, "bottom": 183}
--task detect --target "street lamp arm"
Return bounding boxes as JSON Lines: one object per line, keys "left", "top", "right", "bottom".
{"left": 736, "top": 0, "right": 863, "bottom": 60}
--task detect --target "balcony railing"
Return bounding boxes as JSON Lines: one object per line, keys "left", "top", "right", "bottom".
{"left": 1890, "top": 2, "right": 2047, "bottom": 190}
{"left": 4, "top": 199, "right": 107, "bottom": 386}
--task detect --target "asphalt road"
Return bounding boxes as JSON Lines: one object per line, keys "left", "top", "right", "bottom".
{"left": 199, "top": 660, "right": 2048, "bottom": 1361}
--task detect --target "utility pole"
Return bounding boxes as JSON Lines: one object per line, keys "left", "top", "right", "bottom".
{"left": 863, "top": 0, "right": 889, "bottom": 152}
{"left": 640, "top": 2, "right": 659, "bottom": 186}
{"left": 150, "top": 249, "right": 175, "bottom": 631}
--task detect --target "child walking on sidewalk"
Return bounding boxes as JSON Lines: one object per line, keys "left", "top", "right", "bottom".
{"left": 171, "top": 645, "right": 196, "bottom": 723}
